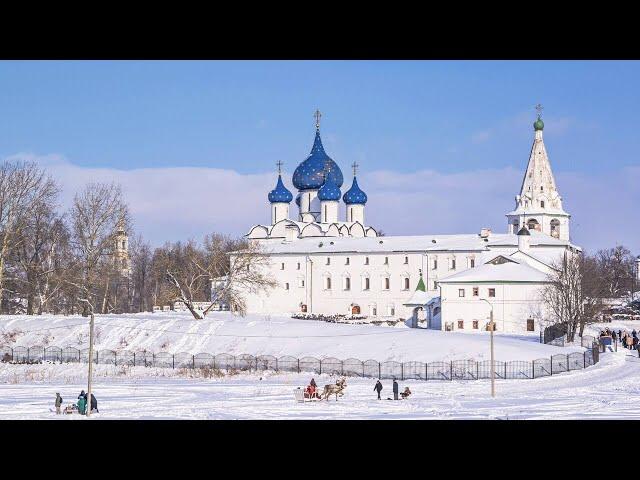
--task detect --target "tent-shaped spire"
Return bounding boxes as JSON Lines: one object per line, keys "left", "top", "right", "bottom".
{"left": 512, "top": 108, "right": 566, "bottom": 215}
{"left": 403, "top": 270, "right": 432, "bottom": 306}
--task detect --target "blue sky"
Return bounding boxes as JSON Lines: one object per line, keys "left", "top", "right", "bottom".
{"left": 1, "top": 61, "right": 639, "bottom": 252}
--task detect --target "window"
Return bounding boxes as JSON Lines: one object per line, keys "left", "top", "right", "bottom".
{"left": 383, "top": 277, "right": 390, "bottom": 290}
{"left": 488, "top": 288, "right": 495, "bottom": 298}
{"left": 470, "top": 259, "right": 475, "bottom": 268}
{"left": 403, "top": 277, "right": 410, "bottom": 290}
{"left": 458, "top": 289, "right": 465, "bottom": 297}
{"left": 527, "top": 319, "right": 535, "bottom": 331}
{"left": 345, "top": 257, "right": 350, "bottom": 265}
{"left": 540, "top": 186, "right": 543, "bottom": 191}
{"left": 285, "top": 283, "right": 289, "bottom": 290}
{"left": 297, "top": 262, "right": 301, "bottom": 270}
{"left": 325, "top": 277, "right": 332, "bottom": 290}
{"left": 326, "top": 257, "right": 330, "bottom": 265}
{"left": 298, "top": 278, "right": 305, "bottom": 288}
{"left": 433, "top": 281, "right": 438, "bottom": 290}
{"left": 451, "top": 259, "right": 456, "bottom": 270}
{"left": 404, "top": 256, "right": 408, "bottom": 264}
{"left": 388, "top": 306, "right": 395, "bottom": 316}
{"left": 121, "top": 240, "right": 126, "bottom": 249}
{"left": 458, "top": 320, "right": 464, "bottom": 329}
{"left": 473, "top": 320, "right": 479, "bottom": 329}
{"left": 280, "top": 263, "right": 285, "bottom": 270}
{"left": 372, "top": 307, "right": 378, "bottom": 316}
{"left": 473, "top": 287, "right": 479, "bottom": 296}
{"left": 540, "top": 200, "right": 545, "bottom": 208}
{"left": 364, "top": 277, "right": 370, "bottom": 290}
{"left": 433, "top": 259, "right": 438, "bottom": 270}
{"left": 344, "top": 277, "right": 351, "bottom": 291}
{"left": 365, "top": 257, "right": 369, "bottom": 265}
{"left": 384, "top": 256, "right": 389, "bottom": 265}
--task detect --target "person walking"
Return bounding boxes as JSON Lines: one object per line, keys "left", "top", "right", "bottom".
{"left": 393, "top": 379, "right": 399, "bottom": 400}
{"left": 374, "top": 380, "right": 383, "bottom": 400}
{"left": 55, "top": 393, "right": 63, "bottom": 415}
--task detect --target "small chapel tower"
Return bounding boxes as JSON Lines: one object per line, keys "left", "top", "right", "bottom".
{"left": 114, "top": 219, "right": 131, "bottom": 276}
{"left": 506, "top": 105, "right": 571, "bottom": 241}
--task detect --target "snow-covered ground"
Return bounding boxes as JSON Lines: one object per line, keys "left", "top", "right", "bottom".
{"left": 1, "top": 315, "right": 637, "bottom": 419}
{"left": 0, "top": 348, "right": 638, "bottom": 419}
{"left": 0, "top": 312, "right": 581, "bottom": 363}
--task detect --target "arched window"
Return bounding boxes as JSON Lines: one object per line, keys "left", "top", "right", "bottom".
{"left": 383, "top": 277, "right": 390, "bottom": 290}
{"left": 527, "top": 219, "right": 540, "bottom": 231}
{"left": 403, "top": 277, "right": 410, "bottom": 290}
{"left": 343, "top": 276, "right": 351, "bottom": 291}
{"left": 324, "top": 276, "right": 332, "bottom": 290}
{"left": 550, "top": 219, "right": 560, "bottom": 238}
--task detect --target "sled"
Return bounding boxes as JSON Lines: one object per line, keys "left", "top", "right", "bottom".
{"left": 294, "top": 388, "right": 322, "bottom": 403}
{"left": 63, "top": 405, "right": 78, "bottom": 415}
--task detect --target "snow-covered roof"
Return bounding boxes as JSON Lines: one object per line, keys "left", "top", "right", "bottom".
{"left": 253, "top": 230, "right": 571, "bottom": 255}
{"left": 403, "top": 289, "right": 436, "bottom": 306}
{"left": 438, "top": 256, "right": 549, "bottom": 284}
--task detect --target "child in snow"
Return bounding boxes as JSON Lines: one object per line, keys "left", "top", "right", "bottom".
{"left": 55, "top": 393, "right": 63, "bottom": 414}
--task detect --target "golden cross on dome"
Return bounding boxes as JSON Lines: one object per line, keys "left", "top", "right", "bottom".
{"left": 276, "top": 160, "right": 283, "bottom": 174}
{"left": 351, "top": 162, "right": 359, "bottom": 176}
{"left": 314, "top": 109, "right": 322, "bottom": 129}
{"left": 535, "top": 103, "right": 543, "bottom": 117}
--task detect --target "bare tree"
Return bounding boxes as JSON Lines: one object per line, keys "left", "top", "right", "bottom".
{"left": 0, "top": 161, "right": 58, "bottom": 309}
{"left": 200, "top": 236, "right": 276, "bottom": 317}
{"left": 159, "top": 240, "right": 210, "bottom": 319}
{"left": 129, "top": 234, "right": 152, "bottom": 312}
{"left": 595, "top": 245, "right": 635, "bottom": 300}
{"left": 541, "top": 252, "right": 607, "bottom": 342}
{"left": 69, "top": 182, "right": 129, "bottom": 316}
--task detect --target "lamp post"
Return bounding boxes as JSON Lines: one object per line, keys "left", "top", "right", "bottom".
{"left": 480, "top": 298, "right": 495, "bottom": 397}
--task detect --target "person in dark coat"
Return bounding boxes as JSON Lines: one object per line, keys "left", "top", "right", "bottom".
{"left": 78, "top": 390, "right": 85, "bottom": 400}
{"left": 83, "top": 392, "right": 98, "bottom": 413}
{"left": 612, "top": 330, "right": 617, "bottom": 341}
{"left": 374, "top": 380, "right": 383, "bottom": 400}
{"left": 310, "top": 378, "right": 317, "bottom": 388}
{"left": 393, "top": 379, "right": 399, "bottom": 400}
{"left": 55, "top": 393, "right": 63, "bottom": 415}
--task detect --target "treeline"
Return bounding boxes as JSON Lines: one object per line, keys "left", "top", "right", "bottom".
{"left": 0, "top": 160, "right": 273, "bottom": 317}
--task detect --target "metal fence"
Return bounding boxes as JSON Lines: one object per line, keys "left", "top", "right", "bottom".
{"left": 0, "top": 341, "right": 601, "bottom": 382}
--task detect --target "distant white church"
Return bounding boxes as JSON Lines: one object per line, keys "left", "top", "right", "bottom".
{"left": 234, "top": 109, "right": 580, "bottom": 333}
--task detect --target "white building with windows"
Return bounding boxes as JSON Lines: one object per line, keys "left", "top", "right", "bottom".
{"left": 232, "top": 110, "right": 579, "bottom": 333}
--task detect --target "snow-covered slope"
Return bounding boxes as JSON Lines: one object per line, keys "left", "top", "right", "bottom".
{"left": 0, "top": 312, "right": 581, "bottom": 362}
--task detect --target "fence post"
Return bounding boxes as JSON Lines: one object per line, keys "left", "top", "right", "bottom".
{"left": 152, "top": 353, "right": 155, "bottom": 367}
{"left": 172, "top": 354, "right": 175, "bottom": 369}
{"left": 426, "top": 362, "right": 428, "bottom": 381}
{"left": 133, "top": 352, "right": 136, "bottom": 366}
{"left": 583, "top": 351, "right": 587, "bottom": 369}
{"left": 114, "top": 352, "right": 117, "bottom": 366}
{"left": 450, "top": 361, "right": 453, "bottom": 381}
{"left": 341, "top": 361, "right": 344, "bottom": 376}
{"left": 319, "top": 359, "right": 322, "bottom": 375}
{"left": 504, "top": 362, "right": 507, "bottom": 379}
{"left": 565, "top": 354, "right": 569, "bottom": 371}
{"left": 274, "top": 357, "right": 277, "bottom": 372}
{"left": 27, "top": 348, "right": 30, "bottom": 363}
{"left": 531, "top": 361, "right": 534, "bottom": 379}
{"left": 96, "top": 351, "right": 99, "bottom": 365}
{"left": 550, "top": 356, "right": 553, "bottom": 375}
{"left": 401, "top": 363, "right": 404, "bottom": 381}
{"left": 192, "top": 355, "right": 195, "bottom": 369}
{"left": 378, "top": 362, "right": 381, "bottom": 379}
{"left": 78, "top": 350, "right": 80, "bottom": 363}
{"left": 297, "top": 358, "right": 300, "bottom": 373}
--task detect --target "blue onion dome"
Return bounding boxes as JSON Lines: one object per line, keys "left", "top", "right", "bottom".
{"left": 268, "top": 174, "right": 293, "bottom": 203}
{"left": 317, "top": 171, "right": 341, "bottom": 201}
{"left": 292, "top": 129, "right": 343, "bottom": 190}
{"left": 343, "top": 176, "right": 367, "bottom": 205}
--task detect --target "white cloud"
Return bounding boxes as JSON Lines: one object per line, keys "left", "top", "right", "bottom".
{"left": 4, "top": 153, "right": 639, "bottom": 254}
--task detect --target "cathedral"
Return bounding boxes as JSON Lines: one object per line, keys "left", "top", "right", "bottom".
{"left": 235, "top": 108, "right": 580, "bottom": 333}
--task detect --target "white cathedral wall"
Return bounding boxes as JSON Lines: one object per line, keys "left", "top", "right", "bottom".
{"left": 238, "top": 249, "right": 492, "bottom": 319}
{"left": 440, "top": 282, "right": 546, "bottom": 333}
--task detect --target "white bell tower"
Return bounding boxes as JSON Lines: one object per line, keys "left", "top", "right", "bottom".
{"left": 506, "top": 104, "right": 571, "bottom": 241}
